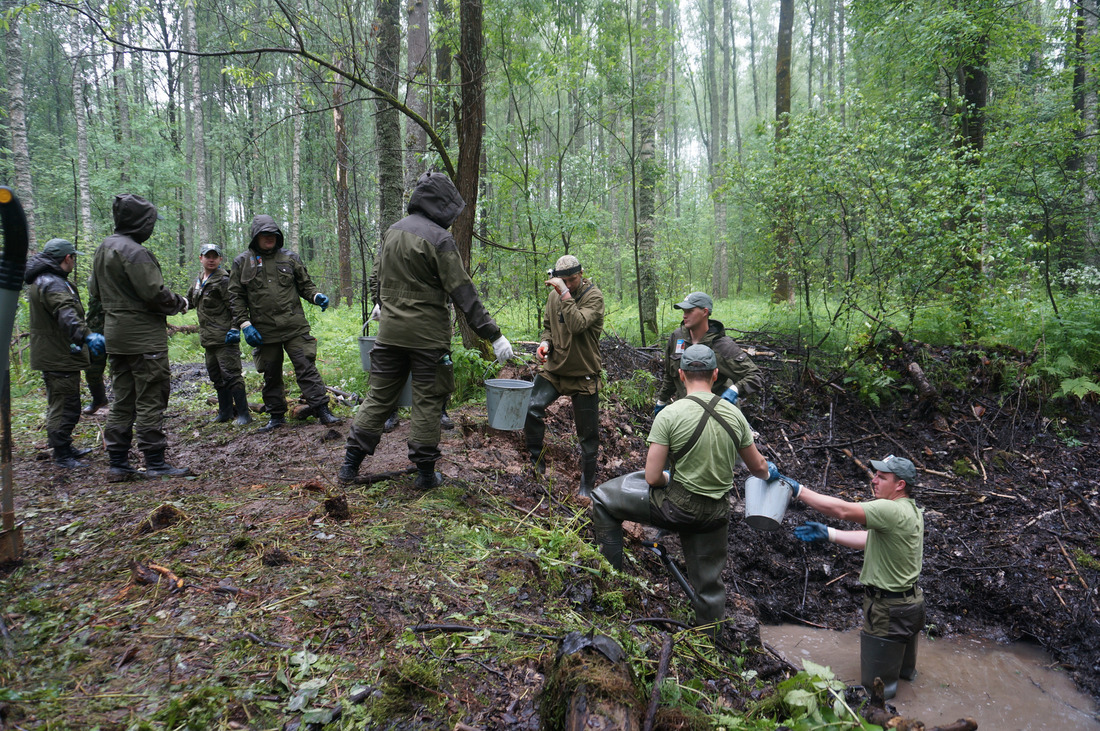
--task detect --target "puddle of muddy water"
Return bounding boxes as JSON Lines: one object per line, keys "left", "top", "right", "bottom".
{"left": 760, "top": 625, "right": 1099, "bottom": 730}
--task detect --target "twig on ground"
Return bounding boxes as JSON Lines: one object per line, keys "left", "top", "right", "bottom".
{"left": 643, "top": 634, "right": 674, "bottom": 731}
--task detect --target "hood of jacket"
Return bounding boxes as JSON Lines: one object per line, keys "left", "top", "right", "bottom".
{"left": 249, "top": 215, "right": 285, "bottom": 253}
{"left": 112, "top": 194, "right": 159, "bottom": 243}
{"left": 24, "top": 252, "right": 68, "bottom": 284}
{"left": 407, "top": 172, "right": 465, "bottom": 229}
{"left": 706, "top": 319, "right": 728, "bottom": 338}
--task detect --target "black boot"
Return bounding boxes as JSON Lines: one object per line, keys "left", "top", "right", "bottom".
{"left": 338, "top": 447, "right": 367, "bottom": 483}
{"left": 579, "top": 459, "right": 598, "bottom": 498}
{"left": 53, "top": 444, "right": 87, "bottom": 469}
{"left": 529, "top": 446, "right": 546, "bottom": 475}
{"left": 414, "top": 462, "right": 443, "bottom": 490}
{"left": 314, "top": 403, "right": 342, "bottom": 425}
{"left": 211, "top": 388, "right": 234, "bottom": 423}
{"left": 440, "top": 410, "right": 455, "bottom": 430}
{"left": 108, "top": 450, "right": 141, "bottom": 477}
{"left": 71, "top": 445, "right": 95, "bottom": 458}
{"left": 257, "top": 415, "right": 285, "bottom": 433}
{"left": 83, "top": 378, "right": 108, "bottom": 415}
{"left": 383, "top": 410, "right": 400, "bottom": 433}
{"left": 143, "top": 449, "right": 190, "bottom": 477}
{"left": 231, "top": 386, "right": 252, "bottom": 426}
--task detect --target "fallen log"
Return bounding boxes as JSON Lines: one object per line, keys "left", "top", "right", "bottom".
{"left": 540, "top": 631, "right": 643, "bottom": 731}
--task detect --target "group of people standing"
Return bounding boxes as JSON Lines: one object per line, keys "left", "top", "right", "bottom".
{"left": 24, "top": 171, "right": 924, "bottom": 700}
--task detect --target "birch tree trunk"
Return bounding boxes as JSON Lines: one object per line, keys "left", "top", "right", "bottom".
{"left": 333, "top": 64, "right": 353, "bottom": 306}
{"left": 71, "top": 15, "right": 94, "bottom": 247}
{"left": 635, "top": 0, "right": 660, "bottom": 339}
{"left": 187, "top": 3, "right": 208, "bottom": 249}
{"left": 405, "top": 0, "right": 430, "bottom": 191}
{"left": 772, "top": 0, "right": 795, "bottom": 304}
{"left": 290, "top": 61, "right": 303, "bottom": 252}
{"left": 112, "top": 18, "right": 132, "bottom": 184}
{"left": 5, "top": 13, "right": 37, "bottom": 250}
{"left": 375, "top": 0, "right": 404, "bottom": 240}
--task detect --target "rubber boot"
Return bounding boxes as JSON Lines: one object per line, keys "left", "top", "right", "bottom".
{"left": 143, "top": 450, "right": 190, "bottom": 477}
{"left": 681, "top": 524, "right": 730, "bottom": 635}
{"left": 524, "top": 376, "right": 558, "bottom": 474}
{"left": 83, "top": 378, "right": 108, "bottom": 415}
{"left": 314, "top": 403, "right": 342, "bottom": 425}
{"left": 71, "top": 445, "right": 95, "bottom": 458}
{"left": 590, "top": 473, "right": 653, "bottom": 570}
{"left": 899, "top": 633, "right": 919, "bottom": 681}
{"left": 383, "top": 410, "right": 400, "bottom": 433}
{"left": 338, "top": 447, "right": 367, "bottom": 483}
{"left": 211, "top": 388, "right": 234, "bottom": 423}
{"left": 529, "top": 446, "right": 546, "bottom": 474}
{"left": 860, "top": 632, "right": 906, "bottom": 700}
{"left": 440, "top": 410, "right": 455, "bottom": 430}
{"left": 579, "top": 459, "right": 598, "bottom": 498}
{"left": 414, "top": 462, "right": 444, "bottom": 490}
{"left": 257, "top": 415, "right": 285, "bottom": 433}
{"left": 108, "top": 450, "right": 141, "bottom": 477}
{"left": 575, "top": 392, "right": 600, "bottom": 497}
{"left": 53, "top": 444, "right": 87, "bottom": 469}
{"left": 231, "top": 386, "right": 253, "bottom": 426}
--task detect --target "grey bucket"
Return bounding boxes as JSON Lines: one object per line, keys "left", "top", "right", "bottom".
{"left": 743, "top": 476, "right": 794, "bottom": 531}
{"left": 357, "top": 331, "right": 412, "bottom": 408}
{"left": 485, "top": 379, "right": 534, "bottom": 430}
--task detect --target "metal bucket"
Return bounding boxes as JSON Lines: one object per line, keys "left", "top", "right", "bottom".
{"left": 744, "top": 476, "right": 794, "bottom": 531}
{"left": 484, "top": 379, "right": 534, "bottom": 430}
{"left": 357, "top": 332, "right": 412, "bottom": 408}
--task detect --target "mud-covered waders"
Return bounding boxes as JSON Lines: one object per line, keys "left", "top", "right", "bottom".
{"left": 860, "top": 586, "right": 925, "bottom": 698}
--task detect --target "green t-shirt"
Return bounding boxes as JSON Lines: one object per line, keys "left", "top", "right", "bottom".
{"left": 648, "top": 395, "right": 754, "bottom": 500}
{"left": 860, "top": 497, "right": 924, "bottom": 592}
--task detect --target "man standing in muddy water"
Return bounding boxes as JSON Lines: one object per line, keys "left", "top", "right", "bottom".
{"left": 338, "top": 171, "right": 513, "bottom": 489}
{"left": 791, "top": 455, "right": 925, "bottom": 699}
{"left": 654, "top": 292, "right": 763, "bottom": 414}
{"left": 524, "top": 254, "right": 605, "bottom": 496}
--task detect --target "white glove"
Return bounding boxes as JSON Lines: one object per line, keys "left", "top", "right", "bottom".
{"left": 491, "top": 336, "right": 514, "bottom": 364}
{"left": 536, "top": 341, "right": 550, "bottom": 361}
{"left": 370, "top": 304, "right": 381, "bottom": 321}
{"left": 178, "top": 300, "right": 189, "bottom": 315}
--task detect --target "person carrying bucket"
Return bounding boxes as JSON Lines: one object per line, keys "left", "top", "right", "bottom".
{"left": 524, "top": 254, "right": 605, "bottom": 496}
{"left": 589, "top": 344, "right": 775, "bottom": 635}
{"left": 338, "top": 172, "right": 513, "bottom": 489}
{"left": 790, "top": 455, "right": 925, "bottom": 699}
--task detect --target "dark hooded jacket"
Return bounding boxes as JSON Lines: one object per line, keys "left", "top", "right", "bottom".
{"left": 187, "top": 265, "right": 235, "bottom": 348}
{"left": 88, "top": 194, "right": 187, "bottom": 355}
{"left": 228, "top": 215, "right": 319, "bottom": 341}
{"left": 24, "top": 252, "right": 91, "bottom": 371}
{"left": 657, "top": 319, "right": 764, "bottom": 402}
{"left": 372, "top": 172, "right": 501, "bottom": 350}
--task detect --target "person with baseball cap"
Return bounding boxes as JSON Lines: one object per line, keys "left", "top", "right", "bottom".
{"left": 524, "top": 254, "right": 605, "bottom": 496}
{"left": 590, "top": 344, "right": 773, "bottom": 636}
{"left": 654, "top": 291, "right": 763, "bottom": 415}
{"left": 791, "top": 454, "right": 925, "bottom": 699}
{"left": 188, "top": 243, "right": 250, "bottom": 425}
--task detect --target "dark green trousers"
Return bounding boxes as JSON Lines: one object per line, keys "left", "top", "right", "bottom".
{"left": 42, "top": 370, "right": 82, "bottom": 449}
{"left": 104, "top": 352, "right": 171, "bottom": 452}
{"left": 253, "top": 334, "right": 328, "bottom": 416}
{"left": 204, "top": 343, "right": 244, "bottom": 391}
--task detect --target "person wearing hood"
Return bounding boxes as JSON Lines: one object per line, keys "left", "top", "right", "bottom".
{"left": 188, "top": 243, "right": 250, "bottom": 426}
{"left": 89, "top": 194, "right": 190, "bottom": 477}
{"left": 228, "top": 214, "right": 340, "bottom": 431}
{"left": 339, "top": 172, "right": 513, "bottom": 489}
{"left": 25, "top": 238, "right": 105, "bottom": 468}
{"left": 654, "top": 292, "right": 763, "bottom": 415}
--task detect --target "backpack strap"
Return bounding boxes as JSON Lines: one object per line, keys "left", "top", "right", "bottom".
{"left": 685, "top": 393, "right": 744, "bottom": 447}
{"left": 670, "top": 394, "right": 722, "bottom": 465}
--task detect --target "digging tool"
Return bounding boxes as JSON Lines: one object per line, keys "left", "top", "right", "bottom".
{"left": 644, "top": 530, "right": 698, "bottom": 605}
{"left": 0, "top": 187, "right": 29, "bottom": 564}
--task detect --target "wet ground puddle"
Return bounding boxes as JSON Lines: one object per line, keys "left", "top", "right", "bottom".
{"left": 760, "top": 625, "right": 1099, "bottom": 729}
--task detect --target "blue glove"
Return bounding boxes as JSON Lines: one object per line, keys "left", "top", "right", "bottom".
{"left": 794, "top": 522, "right": 830, "bottom": 543}
{"left": 653, "top": 402, "right": 667, "bottom": 416}
{"left": 243, "top": 325, "right": 263, "bottom": 347}
{"left": 720, "top": 386, "right": 739, "bottom": 405}
{"left": 83, "top": 333, "right": 105, "bottom": 357}
{"left": 766, "top": 461, "right": 781, "bottom": 482}
{"left": 781, "top": 476, "right": 802, "bottom": 499}
{"left": 314, "top": 293, "right": 329, "bottom": 311}
{"left": 225, "top": 329, "right": 240, "bottom": 345}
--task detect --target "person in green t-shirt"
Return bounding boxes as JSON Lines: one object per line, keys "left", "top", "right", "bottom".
{"left": 590, "top": 344, "right": 772, "bottom": 635}
{"left": 792, "top": 454, "right": 925, "bottom": 700}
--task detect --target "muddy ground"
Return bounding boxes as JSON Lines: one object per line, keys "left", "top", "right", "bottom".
{"left": 1, "top": 334, "right": 1098, "bottom": 729}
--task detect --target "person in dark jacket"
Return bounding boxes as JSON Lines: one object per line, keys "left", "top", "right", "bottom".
{"left": 228, "top": 215, "right": 340, "bottom": 432}
{"left": 88, "top": 194, "right": 190, "bottom": 478}
{"left": 339, "top": 172, "right": 513, "bottom": 488}
{"left": 81, "top": 294, "right": 108, "bottom": 415}
{"left": 187, "top": 243, "right": 250, "bottom": 425}
{"left": 25, "top": 238, "right": 105, "bottom": 468}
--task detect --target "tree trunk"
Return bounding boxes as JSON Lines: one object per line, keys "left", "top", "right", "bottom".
{"left": 5, "top": 14, "right": 37, "bottom": 250}
{"left": 772, "top": 0, "right": 794, "bottom": 304}
{"left": 187, "top": 4, "right": 208, "bottom": 250}
{"left": 406, "top": 0, "right": 430, "bottom": 191}
{"left": 112, "top": 18, "right": 132, "bottom": 184}
{"left": 71, "top": 16, "right": 94, "bottom": 247}
{"left": 747, "top": 0, "right": 761, "bottom": 118}
{"left": 333, "top": 63, "right": 353, "bottom": 307}
{"left": 635, "top": 0, "right": 660, "bottom": 339}
{"left": 1078, "top": 0, "right": 1099, "bottom": 263}
{"left": 375, "top": 0, "right": 404, "bottom": 240}
{"left": 291, "top": 59, "right": 303, "bottom": 252}
{"left": 434, "top": 0, "right": 453, "bottom": 145}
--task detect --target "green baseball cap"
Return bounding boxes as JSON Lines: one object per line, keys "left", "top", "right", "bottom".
{"left": 869, "top": 455, "right": 918, "bottom": 484}
{"left": 42, "top": 238, "right": 79, "bottom": 259}
{"left": 680, "top": 344, "right": 717, "bottom": 371}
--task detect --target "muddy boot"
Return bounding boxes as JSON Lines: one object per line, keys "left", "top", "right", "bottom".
{"left": 589, "top": 473, "right": 652, "bottom": 570}
{"left": 53, "top": 445, "right": 87, "bottom": 469}
{"left": 108, "top": 450, "right": 141, "bottom": 478}
{"left": 414, "top": 461, "right": 443, "bottom": 490}
{"left": 231, "top": 386, "right": 253, "bottom": 426}
{"left": 83, "top": 378, "right": 108, "bottom": 415}
{"left": 579, "top": 458, "right": 598, "bottom": 498}
{"left": 143, "top": 449, "right": 191, "bottom": 478}
{"left": 71, "top": 445, "right": 95, "bottom": 458}
{"left": 528, "top": 446, "right": 546, "bottom": 475}
{"left": 339, "top": 447, "right": 367, "bottom": 483}
{"left": 383, "top": 410, "right": 400, "bottom": 433}
{"left": 899, "top": 633, "right": 919, "bottom": 681}
{"left": 314, "top": 403, "right": 342, "bottom": 425}
{"left": 860, "top": 632, "right": 906, "bottom": 700}
{"left": 440, "top": 410, "right": 455, "bottom": 430}
{"left": 211, "top": 388, "right": 234, "bottom": 423}
{"left": 257, "top": 415, "right": 285, "bottom": 433}
{"left": 575, "top": 393, "right": 600, "bottom": 497}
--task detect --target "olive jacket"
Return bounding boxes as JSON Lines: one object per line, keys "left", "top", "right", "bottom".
{"left": 187, "top": 266, "right": 235, "bottom": 348}
{"left": 228, "top": 215, "right": 318, "bottom": 342}
{"left": 657, "top": 319, "right": 764, "bottom": 402}
{"left": 89, "top": 194, "right": 187, "bottom": 355}
{"left": 24, "top": 252, "right": 91, "bottom": 372}
{"left": 539, "top": 278, "right": 604, "bottom": 379}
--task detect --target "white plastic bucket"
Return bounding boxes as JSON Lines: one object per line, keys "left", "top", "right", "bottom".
{"left": 485, "top": 379, "right": 534, "bottom": 430}
{"left": 744, "top": 476, "right": 793, "bottom": 532}
{"left": 357, "top": 334, "right": 413, "bottom": 408}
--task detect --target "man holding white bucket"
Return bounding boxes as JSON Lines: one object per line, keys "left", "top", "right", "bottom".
{"left": 338, "top": 172, "right": 513, "bottom": 489}
{"left": 791, "top": 455, "right": 925, "bottom": 699}
{"left": 524, "top": 254, "right": 605, "bottom": 496}
{"left": 590, "top": 344, "right": 774, "bottom": 634}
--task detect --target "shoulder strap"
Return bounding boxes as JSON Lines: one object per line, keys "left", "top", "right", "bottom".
{"left": 685, "top": 393, "right": 743, "bottom": 448}
{"left": 670, "top": 394, "right": 721, "bottom": 464}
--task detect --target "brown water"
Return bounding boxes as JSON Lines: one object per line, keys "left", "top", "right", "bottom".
{"left": 760, "top": 625, "right": 1100, "bottom": 729}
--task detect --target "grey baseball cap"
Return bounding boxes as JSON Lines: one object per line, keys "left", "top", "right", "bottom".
{"left": 680, "top": 344, "right": 717, "bottom": 371}
{"left": 42, "top": 238, "right": 79, "bottom": 259}
{"left": 200, "top": 243, "right": 223, "bottom": 257}
{"left": 674, "top": 292, "right": 713, "bottom": 311}
{"left": 870, "top": 455, "right": 918, "bottom": 484}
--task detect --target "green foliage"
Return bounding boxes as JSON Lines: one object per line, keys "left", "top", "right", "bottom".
{"left": 151, "top": 686, "right": 234, "bottom": 730}
{"left": 602, "top": 368, "right": 656, "bottom": 409}
{"left": 746, "top": 661, "right": 874, "bottom": 730}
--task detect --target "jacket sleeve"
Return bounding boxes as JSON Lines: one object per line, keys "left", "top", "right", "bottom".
{"left": 559, "top": 286, "right": 603, "bottom": 335}
{"left": 41, "top": 278, "right": 89, "bottom": 344}
{"left": 127, "top": 250, "right": 186, "bottom": 315}
{"left": 437, "top": 242, "right": 501, "bottom": 343}
{"left": 540, "top": 294, "right": 553, "bottom": 344}
{"left": 291, "top": 253, "right": 320, "bottom": 303}
{"left": 656, "top": 333, "right": 677, "bottom": 402}
{"left": 228, "top": 256, "right": 249, "bottom": 327}
{"left": 713, "top": 337, "right": 764, "bottom": 397}
{"left": 186, "top": 279, "right": 199, "bottom": 310}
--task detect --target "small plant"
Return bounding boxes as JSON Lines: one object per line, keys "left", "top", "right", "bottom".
{"left": 602, "top": 368, "right": 657, "bottom": 410}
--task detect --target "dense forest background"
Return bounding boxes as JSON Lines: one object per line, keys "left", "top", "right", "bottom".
{"left": 3, "top": 0, "right": 1100, "bottom": 381}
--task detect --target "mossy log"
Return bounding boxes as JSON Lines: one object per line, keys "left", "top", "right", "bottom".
{"left": 540, "top": 632, "right": 643, "bottom": 731}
